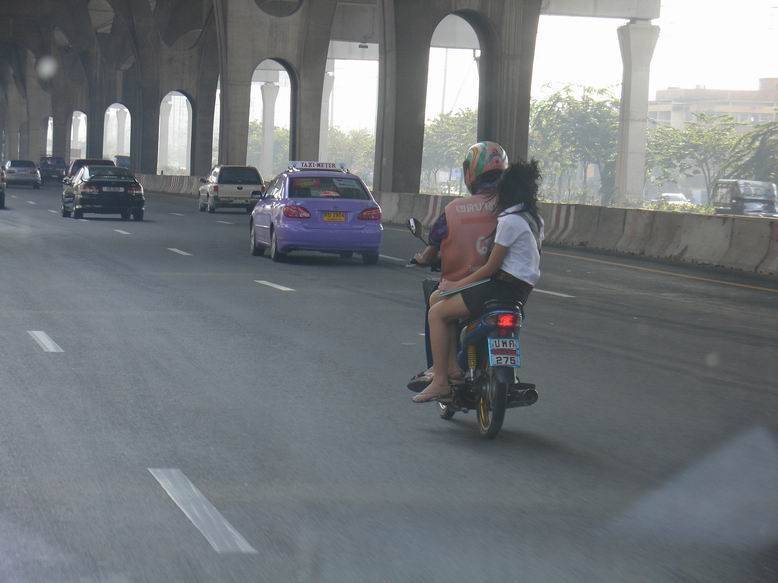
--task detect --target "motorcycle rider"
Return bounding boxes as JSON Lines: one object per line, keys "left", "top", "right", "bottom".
{"left": 413, "top": 159, "right": 544, "bottom": 403}
{"left": 409, "top": 142, "right": 509, "bottom": 390}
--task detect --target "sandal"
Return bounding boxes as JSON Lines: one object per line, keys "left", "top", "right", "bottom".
{"left": 412, "top": 385, "right": 453, "bottom": 403}
{"left": 407, "top": 369, "right": 433, "bottom": 393}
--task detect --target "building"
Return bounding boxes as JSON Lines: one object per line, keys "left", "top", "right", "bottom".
{"left": 649, "top": 78, "right": 778, "bottom": 129}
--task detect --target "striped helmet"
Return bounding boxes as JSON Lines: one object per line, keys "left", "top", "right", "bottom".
{"left": 463, "top": 141, "right": 509, "bottom": 194}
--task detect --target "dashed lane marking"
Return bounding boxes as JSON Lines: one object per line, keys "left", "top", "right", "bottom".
{"left": 114, "top": 229, "right": 131, "bottom": 235}
{"left": 149, "top": 469, "right": 257, "bottom": 554}
{"left": 167, "top": 248, "right": 193, "bottom": 256}
{"left": 78, "top": 219, "right": 88, "bottom": 222}
{"left": 544, "top": 251, "right": 778, "bottom": 295}
{"left": 380, "top": 254, "right": 407, "bottom": 263}
{"left": 216, "top": 220, "right": 234, "bottom": 225}
{"left": 255, "top": 280, "right": 295, "bottom": 292}
{"left": 27, "top": 331, "right": 64, "bottom": 353}
{"left": 534, "top": 289, "right": 575, "bottom": 299}
{"left": 169, "top": 212, "right": 185, "bottom": 217}
{"left": 26, "top": 200, "right": 37, "bottom": 205}
{"left": 48, "top": 209, "right": 58, "bottom": 214}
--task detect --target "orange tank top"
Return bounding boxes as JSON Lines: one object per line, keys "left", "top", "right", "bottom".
{"left": 439, "top": 194, "right": 498, "bottom": 291}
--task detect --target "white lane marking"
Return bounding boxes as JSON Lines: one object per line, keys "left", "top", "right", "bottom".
{"left": 78, "top": 219, "right": 89, "bottom": 222}
{"left": 216, "top": 220, "right": 234, "bottom": 225}
{"left": 418, "top": 333, "right": 426, "bottom": 337}
{"left": 148, "top": 469, "right": 257, "bottom": 554}
{"left": 168, "top": 248, "right": 193, "bottom": 256}
{"left": 380, "top": 254, "right": 406, "bottom": 263}
{"left": 27, "top": 331, "right": 64, "bottom": 353}
{"left": 534, "top": 289, "right": 576, "bottom": 299}
{"left": 255, "top": 280, "right": 295, "bottom": 292}
{"left": 48, "top": 209, "right": 58, "bottom": 214}
{"left": 10, "top": 195, "right": 17, "bottom": 198}
{"left": 26, "top": 200, "right": 37, "bottom": 205}
{"left": 169, "top": 212, "right": 185, "bottom": 217}
{"left": 114, "top": 229, "right": 131, "bottom": 235}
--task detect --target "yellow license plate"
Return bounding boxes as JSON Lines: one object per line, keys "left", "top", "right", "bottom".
{"left": 323, "top": 211, "right": 346, "bottom": 222}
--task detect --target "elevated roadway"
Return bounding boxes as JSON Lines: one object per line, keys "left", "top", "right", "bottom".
{"left": 0, "top": 183, "right": 776, "bottom": 582}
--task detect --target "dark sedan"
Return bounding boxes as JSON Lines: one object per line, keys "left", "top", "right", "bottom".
{"left": 62, "top": 165, "right": 145, "bottom": 220}
{"left": 39, "top": 156, "right": 67, "bottom": 182}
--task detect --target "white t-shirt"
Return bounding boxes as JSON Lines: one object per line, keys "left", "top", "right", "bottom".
{"left": 493, "top": 204, "right": 544, "bottom": 286}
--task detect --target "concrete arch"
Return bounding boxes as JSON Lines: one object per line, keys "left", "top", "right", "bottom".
{"left": 103, "top": 102, "right": 132, "bottom": 163}
{"left": 70, "top": 110, "right": 88, "bottom": 160}
{"left": 157, "top": 91, "right": 193, "bottom": 175}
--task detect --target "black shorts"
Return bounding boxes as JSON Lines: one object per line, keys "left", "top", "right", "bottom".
{"left": 460, "top": 279, "right": 532, "bottom": 315}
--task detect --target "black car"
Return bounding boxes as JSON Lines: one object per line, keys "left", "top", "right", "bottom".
{"left": 63, "top": 158, "right": 116, "bottom": 201}
{"left": 39, "top": 156, "right": 67, "bottom": 182}
{"left": 62, "top": 165, "right": 145, "bottom": 221}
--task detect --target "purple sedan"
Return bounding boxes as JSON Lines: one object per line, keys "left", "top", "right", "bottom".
{"left": 249, "top": 167, "right": 383, "bottom": 264}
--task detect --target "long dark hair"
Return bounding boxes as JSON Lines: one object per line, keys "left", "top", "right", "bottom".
{"left": 495, "top": 159, "right": 542, "bottom": 227}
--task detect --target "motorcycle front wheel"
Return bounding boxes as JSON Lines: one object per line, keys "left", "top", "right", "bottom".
{"left": 477, "top": 368, "right": 507, "bottom": 439}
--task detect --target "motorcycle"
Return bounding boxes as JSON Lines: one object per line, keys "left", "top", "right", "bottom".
{"left": 407, "top": 217, "right": 538, "bottom": 439}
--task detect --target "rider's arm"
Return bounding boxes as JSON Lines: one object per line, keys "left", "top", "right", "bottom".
{"left": 414, "top": 212, "right": 447, "bottom": 265}
{"left": 454, "top": 244, "right": 509, "bottom": 287}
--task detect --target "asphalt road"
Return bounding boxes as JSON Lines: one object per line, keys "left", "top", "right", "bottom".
{"left": 1, "top": 183, "right": 776, "bottom": 583}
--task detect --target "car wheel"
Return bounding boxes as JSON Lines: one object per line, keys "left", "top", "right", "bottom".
{"left": 61, "top": 207, "right": 71, "bottom": 218}
{"left": 362, "top": 252, "right": 379, "bottom": 265}
{"left": 269, "top": 230, "right": 285, "bottom": 262}
{"left": 250, "top": 225, "right": 265, "bottom": 257}
{"left": 339, "top": 252, "right": 354, "bottom": 260}
{"left": 120, "top": 210, "right": 131, "bottom": 221}
{"left": 73, "top": 209, "right": 84, "bottom": 219}
{"left": 132, "top": 209, "right": 144, "bottom": 221}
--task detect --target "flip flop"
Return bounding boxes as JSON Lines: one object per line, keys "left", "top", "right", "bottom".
{"left": 412, "top": 386, "right": 454, "bottom": 403}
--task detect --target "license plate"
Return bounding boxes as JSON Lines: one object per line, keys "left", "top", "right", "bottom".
{"left": 488, "top": 337, "right": 521, "bottom": 367}
{"left": 103, "top": 187, "right": 124, "bottom": 192}
{"left": 323, "top": 211, "right": 346, "bottom": 222}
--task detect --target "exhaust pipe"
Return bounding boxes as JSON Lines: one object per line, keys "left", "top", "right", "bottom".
{"left": 507, "top": 387, "right": 538, "bottom": 408}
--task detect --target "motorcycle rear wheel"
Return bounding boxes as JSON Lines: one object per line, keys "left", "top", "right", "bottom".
{"left": 477, "top": 368, "right": 507, "bottom": 439}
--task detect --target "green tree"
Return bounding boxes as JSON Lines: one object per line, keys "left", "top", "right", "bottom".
{"left": 721, "top": 120, "right": 778, "bottom": 184}
{"left": 327, "top": 127, "right": 376, "bottom": 186}
{"left": 421, "top": 108, "right": 478, "bottom": 194}
{"left": 646, "top": 113, "right": 741, "bottom": 203}
{"left": 529, "top": 85, "right": 620, "bottom": 205}
{"left": 246, "top": 121, "right": 290, "bottom": 177}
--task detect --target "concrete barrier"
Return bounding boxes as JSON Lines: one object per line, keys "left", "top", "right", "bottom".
{"left": 137, "top": 174, "right": 199, "bottom": 196}
{"left": 720, "top": 217, "right": 771, "bottom": 273}
{"left": 676, "top": 213, "right": 733, "bottom": 266}
{"left": 561, "top": 204, "right": 600, "bottom": 247}
{"left": 589, "top": 207, "right": 626, "bottom": 250}
{"left": 615, "top": 209, "right": 655, "bottom": 256}
{"left": 757, "top": 221, "right": 778, "bottom": 276}
{"left": 644, "top": 211, "right": 685, "bottom": 258}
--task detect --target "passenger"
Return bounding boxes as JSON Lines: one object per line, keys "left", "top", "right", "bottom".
{"left": 409, "top": 142, "right": 509, "bottom": 390}
{"left": 413, "top": 160, "right": 544, "bottom": 403}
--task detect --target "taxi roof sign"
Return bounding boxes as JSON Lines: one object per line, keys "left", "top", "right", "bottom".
{"left": 288, "top": 161, "right": 348, "bottom": 172}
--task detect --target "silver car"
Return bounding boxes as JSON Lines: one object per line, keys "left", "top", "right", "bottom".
{"left": 199, "top": 165, "right": 265, "bottom": 213}
{"left": 4, "top": 160, "right": 42, "bottom": 189}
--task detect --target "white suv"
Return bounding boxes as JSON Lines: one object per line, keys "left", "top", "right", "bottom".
{"left": 199, "top": 165, "right": 265, "bottom": 213}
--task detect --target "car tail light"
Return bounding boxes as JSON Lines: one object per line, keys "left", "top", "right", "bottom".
{"left": 80, "top": 185, "right": 99, "bottom": 194}
{"left": 283, "top": 205, "right": 311, "bottom": 219}
{"left": 358, "top": 207, "right": 382, "bottom": 220}
{"left": 127, "top": 185, "right": 143, "bottom": 195}
{"left": 496, "top": 314, "right": 517, "bottom": 328}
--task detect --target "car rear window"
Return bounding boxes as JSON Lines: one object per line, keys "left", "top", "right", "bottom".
{"left": 219, "top": 167, "right": 262, "bottom": 184}
{"left": 289, "top": 176, "right": 369, "bottom": 200}
{"left": 10, "top": 160, "right": 35, "bottom": 168}
{"left": 88, "top": 167, "right": 135, "bottom": 180}
{"left": 741, "top": 182, "right": 776, "bottom": 199}
{"left": 42, "top": 157, "right": 66, "bottom": 165}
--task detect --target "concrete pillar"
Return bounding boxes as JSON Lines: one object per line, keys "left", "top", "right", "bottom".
{"left": 158, "top": 96, "right": 173, "bottom": 173}
{"left": 260, "top": 82, "right": 279, "bottom": 176}
{"left": 116, "top": 108, "right": 128, "bottom": 155}
{"left": 219, "top": 78, "right": 252, "bottom": 166}
{"left": 19, "top": 123, "right": 30, "bottom": 159}
{"left": 52, "top": 109, "right": 71, "bottom": 161}
{"left": 615, "top": 19, "right": 660, "bottom": 203}
{"left": 86, "top": 105, "right": 105, "bottom": 159}
{"left": 70, "top": 114, "right": 82, "bottom": 158}
{"left": 319, "top": 71, "right": 335, "bottom": 161}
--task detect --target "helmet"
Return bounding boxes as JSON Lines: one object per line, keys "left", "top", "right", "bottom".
{"left": 463, "top": 141, "right": 509, "bottom": 194}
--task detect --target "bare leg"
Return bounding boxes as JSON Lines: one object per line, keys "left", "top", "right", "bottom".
{"left": 414, "top": 294, "right": 471, "bottom": 402}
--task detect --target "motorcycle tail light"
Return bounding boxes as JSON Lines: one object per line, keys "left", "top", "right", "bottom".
{"left": 283, "top": 205, "right": 311, "bottom": 219}
{"left": 496, "top": 314, "right": 517, "bottom": 328}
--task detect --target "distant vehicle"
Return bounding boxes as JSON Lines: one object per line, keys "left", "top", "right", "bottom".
{"left": 39, "top": 156, "right": 67, "bottom": 182}
{"left": 0, "top": 167, "right": 6, "bottom": 208}
{"left": 249, "top": 162, "right": 383, "bottom": 264}
{"left": 61, "top": 165, "right": 145, "bottom": 221}
{"left": 659, "top": 193, "right": 690, "bottom": 205}
{"left": 115, "top": 155, "right": 131, "bottom": 169}
{"left": 4, "top": 160, "right": 42, "bottom": 189}
{"left": 63, "top": 158, "right": 116, "bottom": 200}
{"left": 198, "top": 165, "right": 265, "bottom": 213}
{"left": 712, "top": 180, "right": 778, "bottom": 217}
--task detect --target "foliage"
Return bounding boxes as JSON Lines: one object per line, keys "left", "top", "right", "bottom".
{"left": 421, "top": 109, "right": 478, "bottom": 194}
{"left": 327, "top": 127, "right": 376, "bottom": 186}
{"left": 721, "top": 120, "right": 778, "bottom": 184}
{"left": 247, "top": 121, "right": 290, "bottom": 177}
{"left": 529, "top": 85, "right": 620, "bottom": 205}
{"left": 645, "top": 113, "right": 741, "bottom": 203}
{"left": 641, "top": 200, "right": 715, "bottom": 214}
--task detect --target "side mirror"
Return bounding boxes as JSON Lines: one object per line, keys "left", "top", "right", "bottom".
{"left": 408, "top": 217, "right": 423, "bottom": 239}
